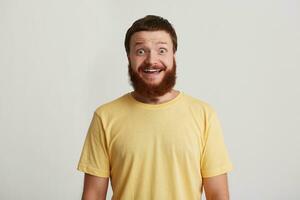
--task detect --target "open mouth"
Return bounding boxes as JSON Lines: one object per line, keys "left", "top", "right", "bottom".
{"left": 142, "top": 68, "right": 164, "bottom": 74}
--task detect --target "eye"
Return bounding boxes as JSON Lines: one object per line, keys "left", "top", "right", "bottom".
{"left": 136, "top": 49, "right": 145, "bottom": 56}
{"left": 159, "top": 48, "right": 167, "bottom": 54}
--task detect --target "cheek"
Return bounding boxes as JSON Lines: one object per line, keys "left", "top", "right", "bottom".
{"left": 131, "top": 62, "right": 141, "bottom": 72}
{"left": 130, "top": 57, "right": 144, "bottom": 70}
{"left": 163, "top": 57, "right": 174, "bottom": 69}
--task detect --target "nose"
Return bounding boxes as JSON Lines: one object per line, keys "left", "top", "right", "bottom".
{"left": 145, "top": 51, "right": 158, "bottom": 66}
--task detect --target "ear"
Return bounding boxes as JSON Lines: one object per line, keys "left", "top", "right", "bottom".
{"left": 127, "top": 54, "right": 131, "bottom": 62}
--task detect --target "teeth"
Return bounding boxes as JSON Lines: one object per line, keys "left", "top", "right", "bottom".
{"left": 143, "top": 69, "right": 160, "bottom": 72}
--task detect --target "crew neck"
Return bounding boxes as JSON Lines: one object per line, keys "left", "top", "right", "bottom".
{"left": 127, "top": 91, "right": 183, "bottom": 109}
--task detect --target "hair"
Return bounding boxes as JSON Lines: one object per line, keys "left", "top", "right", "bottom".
{"left": 124, "top": 15, "right": 177, "bottom": 54}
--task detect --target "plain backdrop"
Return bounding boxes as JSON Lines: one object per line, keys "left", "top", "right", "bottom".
{"left": 1, "top": 0, "right": 299, "bottom": 199}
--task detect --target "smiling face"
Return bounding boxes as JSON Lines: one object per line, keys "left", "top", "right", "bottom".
{"left": 128, "top": 30, "right": 176, "bottom": 98}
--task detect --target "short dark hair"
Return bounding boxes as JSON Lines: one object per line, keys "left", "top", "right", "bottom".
{"left": 124, "top": 15, "right": 177, "bottom": 54}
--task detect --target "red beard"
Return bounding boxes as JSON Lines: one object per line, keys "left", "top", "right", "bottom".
{"left": 128, "top": 60, "right": 177, "bottom": 99}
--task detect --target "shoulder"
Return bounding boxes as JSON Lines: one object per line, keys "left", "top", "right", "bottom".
{"left": 181, "top": 92, "right": 217, "bottom": 117}
{"left": 94, "top": 93, "right": 131, "bottom": 117}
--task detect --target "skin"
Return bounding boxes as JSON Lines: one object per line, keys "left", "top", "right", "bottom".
{"left": 81, "top": 174, "right": 108, "bottom": 200}
{"left": 81, "top": 30, "right": 230, "bottom": 200}
{"left": 203, "top": 174, "right": 230, "bottom": 200}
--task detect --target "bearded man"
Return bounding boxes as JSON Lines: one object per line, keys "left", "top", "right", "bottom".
{"left": 78, "top": 15, "right": 233, "bottom": 200}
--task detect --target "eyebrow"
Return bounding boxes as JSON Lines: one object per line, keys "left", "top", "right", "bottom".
{"left": 156, "top": 42, "right": 168, "bottom": 45}
{"left": 134, "top": 41, "right": 168, "bottom": 47}
{"left": 134, "top": 42, "right": 144, "bottom": 47}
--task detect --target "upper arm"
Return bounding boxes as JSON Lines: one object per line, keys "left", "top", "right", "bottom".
{"left": 203, "top": 173, "right": 229, "bottom": 200}
{"left": 82, "top": 173, "right": 109, "bottom": 200}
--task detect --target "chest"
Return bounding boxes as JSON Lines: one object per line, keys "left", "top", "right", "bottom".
{"left": 107, "top": 111, "right": 203, "bottom": 165}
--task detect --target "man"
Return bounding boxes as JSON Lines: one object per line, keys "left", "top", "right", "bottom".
{"left": 78, "top": 15, "right": 233, "bottom": 200}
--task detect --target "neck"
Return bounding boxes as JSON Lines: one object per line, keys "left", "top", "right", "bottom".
{"left": 131, "top": 89, "right": 180, "bottom": 104}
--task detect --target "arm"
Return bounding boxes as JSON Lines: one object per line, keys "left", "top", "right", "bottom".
{"left": 203, "top": 173, "right": 230, "bottom": 200}
{"left": 81, "top": 173, "right": 109, "bottom": 200}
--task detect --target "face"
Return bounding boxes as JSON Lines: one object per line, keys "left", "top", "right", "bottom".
{"left": 128, "top": 31, "right": 176, "bottom": 98}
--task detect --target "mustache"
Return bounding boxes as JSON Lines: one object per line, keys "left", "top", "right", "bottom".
{"left": 138, "top": 63, "right": 167, "bottom": 71}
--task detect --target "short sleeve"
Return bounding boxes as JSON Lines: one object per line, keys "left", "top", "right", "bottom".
{"left": 77, "top": 112, "right": 110, "bottom": 177}
{"left": 200, "top": 109, "right": 233, "bottom": 178}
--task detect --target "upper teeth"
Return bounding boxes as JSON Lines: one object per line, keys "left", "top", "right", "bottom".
{"left": 144, "top": 69, "right": 159, "bottom": 72}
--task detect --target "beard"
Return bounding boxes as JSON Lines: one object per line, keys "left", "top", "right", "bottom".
{"left": 128, "top": 59, "right": 177, "bottom": 99}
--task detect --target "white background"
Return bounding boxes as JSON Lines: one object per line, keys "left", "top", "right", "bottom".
{"left": 1, "top": 0, "right": 299, "bottom": 199}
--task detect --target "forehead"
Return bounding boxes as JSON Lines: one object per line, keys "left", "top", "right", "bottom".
{"left": 130, "top": 31, "right": 172, "bottom": 46}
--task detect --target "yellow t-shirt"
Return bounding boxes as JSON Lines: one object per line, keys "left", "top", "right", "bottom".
{"left": 77, "top": 91, "right": 233, "bottom": 200}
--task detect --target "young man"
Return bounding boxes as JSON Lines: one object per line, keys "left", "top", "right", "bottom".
{"left": 78, "top": 15, "right": 233, "bottom": 200}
